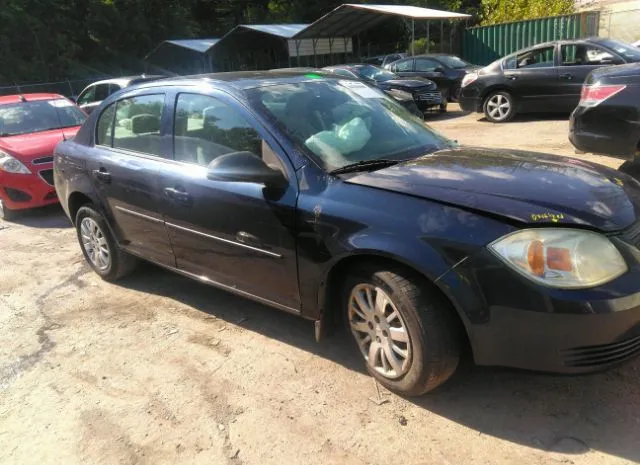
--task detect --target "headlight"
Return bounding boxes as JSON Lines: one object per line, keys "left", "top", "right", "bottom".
{"left": 461, "top": 72, "right": 478, "bottom": 88}
{"left": 0, "top": 150, "right": 31, "bottom": 174}
{"left": 385, "top": 88, "right": 414, "bottom": 102}
{"left": 489, "top": 229, "right": 627, "bottom": 289}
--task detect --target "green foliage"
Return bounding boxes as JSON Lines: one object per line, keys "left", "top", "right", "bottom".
{"left": 0, "top": 0, "right": 481, "bottom": 85}
{"left": 481, "top": 0, "right": 575, "bottom": 26}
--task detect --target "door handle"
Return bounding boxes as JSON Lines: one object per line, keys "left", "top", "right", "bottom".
{"left": 506, "top": 75, "right": 518, "bottom": 81}
{"left": 92, "top": 168, "right": 111, "bottom": 183}
{"left": 163, "top": 187, "right": 192, "bottom": 205}
{"left": 560, "top": 73, "right": 574, "bottom": 80}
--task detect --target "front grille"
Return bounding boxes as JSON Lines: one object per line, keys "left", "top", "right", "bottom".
{"left": 39, "top": 169, "right": 54, "bottom": 186}
{"left": 562, "top": 335, "right": 640, "bottom": 367}
{"left": 32, "top": 156, "right": 53, "bottom": 165}
{"left": 414, "top": 90, "right": 442, "bottom": 101}
{"left": 4, "top": 187, "right": 32, "bottom": 202}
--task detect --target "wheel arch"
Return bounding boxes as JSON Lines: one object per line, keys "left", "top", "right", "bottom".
{"left": 318, "top": 251, "right": 471, "bottom": 349}
{"left": 67, "top": 191, "right": 95, "bottom": 225}
{"left": 480, "top": 85, "right": 515, "bottom": 104}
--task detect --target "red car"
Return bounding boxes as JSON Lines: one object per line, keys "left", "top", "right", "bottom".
{"left": 0, "top": 93, "right": 86, "bottom": 220}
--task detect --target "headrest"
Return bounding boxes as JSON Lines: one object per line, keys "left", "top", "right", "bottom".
{"left": 131, "top": 113, "right": 160, "bottom": 134}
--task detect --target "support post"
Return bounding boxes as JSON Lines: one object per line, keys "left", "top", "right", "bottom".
{"left": 411, "top": 18, "right": 415, "bottom": 55}
{"left": 295, "top": 40, "right": 301, "bottom": 67}
{"left": 427, "top": 21, "right": 430, "bottom": 53}
{"left": 312, "top": 38, "right": 318, "bottom": 68}
{"left": 440, "top": 20, "right": 444, "bottom": 53}
{"left": 329, "top": 37, "right": 334, "bottom": 65}
{"left": 357, "top": 33, "right": 361, "bottom": 61}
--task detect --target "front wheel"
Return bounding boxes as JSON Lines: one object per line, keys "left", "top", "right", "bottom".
{"left": 344, "top": 266, "right": 460, "bottom": 396}
{"left": 483, "top": 91, "right": 515, "bottom": 123}
{"left": 75, "top": 205, "right": 138, "bottom": 281}
{"left": 0, "top": 200, "right": 17, "bottom": 221}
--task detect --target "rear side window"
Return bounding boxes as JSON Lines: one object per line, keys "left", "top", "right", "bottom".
{"left": 415, "top": 58, "right": 440, "bottom": 72}
{"left": 393, "top": 60, "right": 413, "bottom": 72}
{"left": 561, "top": 44, "right": 623, "bottom": 66}
{"left": 516, "top": 47, "right": 555, "bottom": 68}
{"left": 112, "top": 94, "right": 165, "bottom": 157}
{"left": 94, "top": 84, "right": 110, "bottom": 101}
{"left": 96, "top": 103, "right": 115, "bottom": 146}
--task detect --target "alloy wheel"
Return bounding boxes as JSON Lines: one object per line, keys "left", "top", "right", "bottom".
{"left": 348, "top": 284, "right": 411, "bottom": 379}
{"left": 80, "top": 217, "right": 111, "bottom": 270}
{"left": 486, "top": 93, "right": 511, "bottom": 121}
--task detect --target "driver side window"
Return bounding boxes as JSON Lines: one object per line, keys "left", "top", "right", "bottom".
{"left": 415, "top": 58, "right": 440, "bottom": 72}
{"left": 77, "top": 86, "right": 96, "bottom": 105}
{"left": 173, "top": 93, "right": 285, "bottom": 173}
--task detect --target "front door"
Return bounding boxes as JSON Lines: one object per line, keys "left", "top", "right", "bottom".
{"left": 556, "top": 43, "right": 625, "bottom": 111}
{"left": 503, "top": 45, "right": 560, "bottom": 112}
{"left": 87, "top": 92, "right": 174, "bottom": 265}
{"left": 157, "top": 90, "right": 300, "bottom": 311}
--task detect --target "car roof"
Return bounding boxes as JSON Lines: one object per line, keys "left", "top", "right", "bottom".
{"left": 0, "top": 93, "right": 65, "bottom": 106}
{"left": 88, "top": 75, "right": 165, "bottom": 87}
{"left": 125, "top": 70, "right": 339, "bottom": 92}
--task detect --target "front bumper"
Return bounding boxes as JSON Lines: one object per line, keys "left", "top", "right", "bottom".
{"left": 0, "top": 166, "right": 58, "bottom": 211}
{"left": 458, "top": 95, "right": 482, "bottom": 113}
{"left": 439, "top": 246, "right": 640, "bottom": 373}
{"left": 413, "top": 89, "right": 443, "bottom": 111}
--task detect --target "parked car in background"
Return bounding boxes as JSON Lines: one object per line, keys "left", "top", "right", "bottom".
{"left": 323, "top": 64, "right": 445, "bottom": 113}
{"left": 459, "top": 38, "right": 640, "bottom": 123}
{"left": 55, "top": 72, "right": 640, "bottom": 396}
{"left": 75, "top": 75, "right": 164, "bottom": 114}
{"left": 570, "top": 63, "right": 640, "bottom": 158}
{"left": 384, "top": 54, "right": 478, "bottom": 101}
{"left": 0, "top": 94, "right": 86, "bottom": 220}
{"left": 363, "top": 52, "right": 407, "bottom": 67}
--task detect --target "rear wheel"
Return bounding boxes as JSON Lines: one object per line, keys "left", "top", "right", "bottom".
{"left": 0, "top": 200, "right": 17, "bottom": 221}
{"left": 483, "top": 90, "right": 515, "bottom": 123}
{"left": 343, "top": 265, "right": 460, "bottom": 396}
{"left": 75, "top": 205, "right": 138, "bottom": 281}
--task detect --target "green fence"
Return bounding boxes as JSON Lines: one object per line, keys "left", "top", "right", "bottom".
{"left": 462, "top": 12, "right": 600, "bottom": 66}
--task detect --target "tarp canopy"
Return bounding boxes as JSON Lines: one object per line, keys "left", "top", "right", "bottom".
{"left": 295, "top": 3, "right": 471, "bottom": 39}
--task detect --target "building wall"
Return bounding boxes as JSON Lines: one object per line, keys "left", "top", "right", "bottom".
{"left": 576, "top": 0, "right": 640, "bottom": 43}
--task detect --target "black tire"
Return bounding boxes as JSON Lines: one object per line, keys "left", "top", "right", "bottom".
{"left": 0, "top": 200, "right": 17, "bottom": 221}
{"left": 75, "top": 205, "right": 138, "bottom": 281}
{"left": 343, "top": 265, "right": 460, "bottom": 396}
{"left": 483, "top": 90, "right": 515, "bottom": 123}
{"left": 439, "top": 88, "right": 449, "bottom": 113}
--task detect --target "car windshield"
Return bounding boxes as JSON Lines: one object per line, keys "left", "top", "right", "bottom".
{"left": 354, "top": 65, "right": 398, "bottom": 82}
{"left": 246, "top": 79, "right": 454, "bottom": 171}
{"left": 435, "top": 55, "right": 470, "bottom": 69}
{"left": 0, "top": 100, "right": 86, "bottom": 137}
{"left": 598, "top": 39, "right": 640, "bottom": 61}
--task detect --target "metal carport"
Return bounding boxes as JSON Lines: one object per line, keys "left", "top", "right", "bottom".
{"left": 144, "top": 39, "right": 219, "bottom": 75}
{"left": 292, "top": 4, "right": 471, "bottom": 57}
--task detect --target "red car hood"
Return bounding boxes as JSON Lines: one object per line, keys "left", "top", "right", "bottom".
{"left": 0, "top": 127, "right": 79, "bottom": 162}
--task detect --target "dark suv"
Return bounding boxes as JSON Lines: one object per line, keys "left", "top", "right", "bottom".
{"left": 54, "top": 73, "right": 640, "bottom": 395}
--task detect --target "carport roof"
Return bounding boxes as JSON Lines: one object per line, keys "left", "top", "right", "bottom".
{"left": 238, "top": 24, "right": 310, "bottom": 39}
{"left": 165, "top": 38, "right": 220, "bottom": 53}
{"left": 294, "top": 3, "right": 471, "bottom": 39}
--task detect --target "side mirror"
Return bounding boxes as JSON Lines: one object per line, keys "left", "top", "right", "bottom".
{"left": 207, "top": 151, "right": 286, "bottom": 187}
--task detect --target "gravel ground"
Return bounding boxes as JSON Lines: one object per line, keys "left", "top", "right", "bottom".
{"left": 1, "top": 106, "right": 639, "bottom": 465}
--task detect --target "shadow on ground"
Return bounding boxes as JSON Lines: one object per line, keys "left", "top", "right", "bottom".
{"left": 424, "top": 108, "right": 470, "bottom": 122}
{"left": 477, "top": 112, "right": 572, "bottom": 124}
{"left": 1, "top": 204, "right": 71, "bottom": 229}
{"left": 118, "top": 262, "right": 640, "bottom": 463}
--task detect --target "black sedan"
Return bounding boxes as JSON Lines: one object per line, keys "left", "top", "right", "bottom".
{"left": 54, "top": 72, "right": 640, "bottom": 396}
{"left": 385, "top": 54, "right": 478, "bottom": 101}
{"left": 323, "top": 64, "right": 445, "bottom": 112}
{"left": 570, "top": 63, "right": 640, "bottom": 160}
{"left": 460, "top": 38, "right": 640, "bottom": 123}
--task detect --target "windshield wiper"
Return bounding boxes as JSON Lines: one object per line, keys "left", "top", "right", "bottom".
{"left": 330, "top": 159, "right": 401, "bottom": 175}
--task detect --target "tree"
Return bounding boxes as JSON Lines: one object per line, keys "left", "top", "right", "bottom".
{"left": 481, "top": 0, "right": 575, "bottom": 26}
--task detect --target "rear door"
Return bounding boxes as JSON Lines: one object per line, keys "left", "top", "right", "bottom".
{"left": 87, "top": 91, "right": 174, "bottom": 265}
{"left": 157, "top": 90, "right": 300, "bottom": 310}
{"left": 502, "top": 45, "right": 560, "bottom": 112}
{"left": 556, "top": 43, "right": 625, "bottom": 111}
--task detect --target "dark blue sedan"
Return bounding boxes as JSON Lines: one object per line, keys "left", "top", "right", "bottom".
{"left": 54, "top": 71, "right": 640, "bottom": 395}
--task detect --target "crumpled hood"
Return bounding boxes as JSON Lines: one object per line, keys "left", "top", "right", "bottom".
{"left": 346, "top": 147, "right": 640, "bottom": 232}
{"left": 0, "top": 127, "right": 79, "bottom": 162}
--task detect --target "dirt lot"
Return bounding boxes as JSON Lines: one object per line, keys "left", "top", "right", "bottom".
{"left": 1, "top": 107, "right": 639, "bottom": 465}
